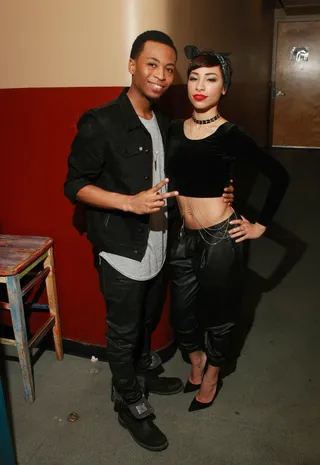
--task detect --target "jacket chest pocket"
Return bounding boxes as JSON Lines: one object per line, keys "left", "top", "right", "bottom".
{"left": 112, "top": 130, "right": 151, "bottom": 158}
{"left": 115, "top": 140, "right": 152, "bottom": 174}
{"left": 115, "top": 143, "right": 151, "bottom": 158}
{"left": 117, "top": 145, "right": 149, "bottom": 158}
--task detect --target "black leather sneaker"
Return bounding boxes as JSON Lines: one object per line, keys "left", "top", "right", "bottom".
{"left": 146, "top": 374, "right": 184, "bottom": 395}
{"left": 118, "top": 405, "right": 169, "bottom": 452}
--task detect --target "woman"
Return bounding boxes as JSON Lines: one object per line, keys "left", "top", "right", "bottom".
{"left": 166, "top": 45, "right": 289, "bottom": 412}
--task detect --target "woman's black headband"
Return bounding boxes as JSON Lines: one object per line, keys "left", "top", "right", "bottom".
{"left": 184, "top": 45, "right": 232, "bottom": 91}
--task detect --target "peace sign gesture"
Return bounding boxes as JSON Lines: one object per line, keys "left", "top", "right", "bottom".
{"left": 125, "top": 178, "right": 179, "bottom": 215}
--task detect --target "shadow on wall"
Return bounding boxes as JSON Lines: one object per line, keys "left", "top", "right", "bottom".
{"left": 222, "top": 213, "right": 307, "bottom": 378}
{"left": 221, "top": 152, "right": 307, "bottom": 377}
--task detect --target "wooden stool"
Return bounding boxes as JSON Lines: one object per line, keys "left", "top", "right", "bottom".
{"left": 0, "top": 235, "right": 63, "bottom": 402}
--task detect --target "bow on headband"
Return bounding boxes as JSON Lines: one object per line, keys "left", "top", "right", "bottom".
{"left": 184, "top": 45, "right": 232, "bottom": 91}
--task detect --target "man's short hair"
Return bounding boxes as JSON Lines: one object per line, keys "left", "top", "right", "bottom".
{"left": 130, "top": 30, "right": 177, "bottom": 59}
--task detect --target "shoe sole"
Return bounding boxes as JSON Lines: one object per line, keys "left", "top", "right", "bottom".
{"left": 118, "top": 416, "right": 169, "bottom": 452}
{"left": 149, "top": 384, "right": 184, "bottom": 396}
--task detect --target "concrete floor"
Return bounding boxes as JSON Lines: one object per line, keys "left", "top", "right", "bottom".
{"left": 2, "top": 148, "right": 320, "bottom": 465}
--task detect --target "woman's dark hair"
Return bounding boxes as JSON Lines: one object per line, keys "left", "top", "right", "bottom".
{"left": 187, "top": 54, "right": 232, "bottom": 92}
{"left": 130, "top": 30, "right": 177, "bottom": 59}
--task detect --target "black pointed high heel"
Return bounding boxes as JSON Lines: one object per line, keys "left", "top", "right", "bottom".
{"left": 183, "top": 379, "right": 202, "bottom": 393}
{"left": 188, "top": 378, "right": 223, "bottom": 412}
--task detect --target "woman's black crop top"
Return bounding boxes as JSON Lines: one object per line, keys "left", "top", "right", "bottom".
{"left": 165, "top": 120, "right": 289, "bottom": 226}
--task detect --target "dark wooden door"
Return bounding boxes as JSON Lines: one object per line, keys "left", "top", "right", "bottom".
{"left": 273, "top": 21, "right": 320, "bottom": 147}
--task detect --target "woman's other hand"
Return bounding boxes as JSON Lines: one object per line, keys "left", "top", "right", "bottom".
{"left": 229, "top": 215, "right": 266, "bottom": 242}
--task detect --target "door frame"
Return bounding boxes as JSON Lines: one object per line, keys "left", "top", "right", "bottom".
{"left": 269, "top": 11, "right": 320, "bottom": 148}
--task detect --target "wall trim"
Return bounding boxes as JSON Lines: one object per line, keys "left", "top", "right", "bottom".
{"left": 272, "top": 145, "right": 320, "bottom": 149}
{"left": 0, "top": 328, "right": 178, "bottom": 366}
{"left": 48, "top": 338, "right": 177, "bottom": 364}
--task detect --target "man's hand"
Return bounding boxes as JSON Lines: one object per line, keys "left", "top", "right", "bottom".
{"left": 124, "top": 178, "right": 179, "bottom": 215}
{"left": 222, "top": 180, "right": 234, "bottom": 205}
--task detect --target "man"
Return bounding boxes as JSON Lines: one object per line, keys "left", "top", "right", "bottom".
{"left": 65, "top": 30, "right": 233, "bottom": 451}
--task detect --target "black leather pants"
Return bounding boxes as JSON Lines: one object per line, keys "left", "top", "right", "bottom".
{"left": 169, "top": 212, "right": 244, "bottom": 367}
{"left": 99, "top": 259, "right": 167, "bottom": 403}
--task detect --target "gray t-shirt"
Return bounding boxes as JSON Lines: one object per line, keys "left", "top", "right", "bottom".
{"left": 100, "top": 113, "right": 168, "bottom": 281}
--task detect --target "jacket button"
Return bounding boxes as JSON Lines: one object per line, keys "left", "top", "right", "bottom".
{"left": 139, "top": 146, "right": 143, "bottom": 151}
{"left": 145, "top": 149, "right": 149, "bottom": 153}
{"left": 134, "top": 249, "right": 138, "bottom": 254}
{"left": 144, "top": 176, "right": 149, "bottom": 180}
{"left": 138, "top": 228, "right": 143, "bottom": 233}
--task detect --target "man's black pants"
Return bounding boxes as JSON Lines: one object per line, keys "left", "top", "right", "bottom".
{"left": 99, "top": 258, "right": 167, "bottom": 403}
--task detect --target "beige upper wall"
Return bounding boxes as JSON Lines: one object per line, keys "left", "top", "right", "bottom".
{"left": 1, "top": 0, "right": 275, "bottom": 143}
{"left": 1, "top": 0, "right": 272, "bottom": 89}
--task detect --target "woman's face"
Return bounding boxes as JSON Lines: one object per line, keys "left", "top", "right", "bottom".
{"left": 187, "top": 65, "right": 226, "bottom": 112}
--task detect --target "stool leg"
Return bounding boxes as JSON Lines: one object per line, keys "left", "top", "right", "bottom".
{"left": 44, "top": 247, "right": 63, "bottom": 361}
{"left": 7, "top": 275, "right": 35, "bottom": 403}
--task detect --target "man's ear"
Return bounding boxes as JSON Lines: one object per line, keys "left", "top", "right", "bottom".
{"left": 128, "top": 58, "right": 136, "bottom": 76}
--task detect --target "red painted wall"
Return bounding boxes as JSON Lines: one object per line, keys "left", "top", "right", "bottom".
{"left": 0, "top": 86, "right": 189, "bottom": 348}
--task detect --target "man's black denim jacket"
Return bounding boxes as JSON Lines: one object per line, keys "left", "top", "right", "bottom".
{"left": 64, "top": 88, "right": 176, "bottom": 261}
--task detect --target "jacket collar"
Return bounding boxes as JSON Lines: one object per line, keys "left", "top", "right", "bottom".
{"left": 118, "top": 87, "right": 166, "bottom": 134}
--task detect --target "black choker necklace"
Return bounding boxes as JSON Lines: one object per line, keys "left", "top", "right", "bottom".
{"left": 192, "top": 113, "right": 220, "bottom": 125}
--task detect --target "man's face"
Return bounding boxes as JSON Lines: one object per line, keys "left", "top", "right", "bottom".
{"left": 129, "top": 41, "right": 176, "bottom": 100}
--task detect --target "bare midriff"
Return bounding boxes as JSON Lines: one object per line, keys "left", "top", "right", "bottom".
{"left": 178, "top": 196, "right": 233, "bottom": 230}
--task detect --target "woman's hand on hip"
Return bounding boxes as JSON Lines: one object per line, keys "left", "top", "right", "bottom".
{"left": 229, "top": 216, "right": 266, "bottom": 242}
